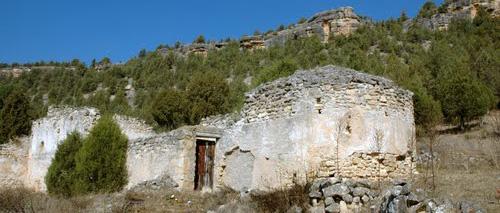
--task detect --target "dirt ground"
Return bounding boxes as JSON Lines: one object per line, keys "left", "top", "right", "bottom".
{"left": 415, "top": 110, "right": 500, "bottom": 212}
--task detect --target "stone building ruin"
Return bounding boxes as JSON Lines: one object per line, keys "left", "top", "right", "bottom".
{"left": 0, "top": 65, "right": 415, "bottom": 193}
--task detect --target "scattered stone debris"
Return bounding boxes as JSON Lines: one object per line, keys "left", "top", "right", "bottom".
{"left": 307, "top": 174, "right": 486, "bottom": 213}
{"left": 308, "top": 175, "right": 376, "bottom": 213}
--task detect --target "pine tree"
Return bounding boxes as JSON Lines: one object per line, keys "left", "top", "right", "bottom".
{"left": 186, "top": 72, "right": 230, "bottom": 124}
{"left": 151, "top": 89, "right": 188, "bottom": 130}
{"left": 73, "top": 115, "right": 128, "bottom": 194}
{"left": 0, "top": 90, "right": 32, "bottom": 144}
{"left": 436, "top": 71, "right": 494, "bottom": 129}
{"left": 45, "top": 132, "right": 83, "bottom": 197}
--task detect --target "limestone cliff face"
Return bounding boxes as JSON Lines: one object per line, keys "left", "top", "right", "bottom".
{"left": 446, "top": 0, "right": 499, "bottom": 17}
{"left": 157, "top": 7, "right": 365, "bottom": 55}
{"left": 417, "top": 0, "right": 499, "bottom": 30}
{"left": 264, "top": 7, "right": 364, "bottom": 46}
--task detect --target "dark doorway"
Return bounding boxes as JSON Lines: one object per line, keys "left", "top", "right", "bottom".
{"left": 194, "top": 139, "right": 215, "bottom": 190}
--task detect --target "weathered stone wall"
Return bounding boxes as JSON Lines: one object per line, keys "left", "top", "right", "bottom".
{"left": 317, "top": 152, "right": 415, "bottom": 181}
{"left": 208, "top": 66, "right": 415, "bottom": 191}
{"left": 27, "top": 107, "right": 100, "bottom": 191}
{"left": 241, "top": 66, "right": 412, "bottom": 123}
{"left": 126, "top": 128, "right": 195, "bottom": 190}
{"left": 24, "top": 106, "right": 157, "bottom": 191}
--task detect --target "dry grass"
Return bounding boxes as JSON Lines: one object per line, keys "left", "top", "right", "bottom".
{"left": 0, "top": 187, "right": 239, "bottom": 213}
{"left": 113, "top": 188, "right": 239, "bottom": 213}
{"left": 0, "top": 187, "right": 89, "bottom": 213}
{"left": 415, "top": 168, "right": 500, "bottom": 212}
{"left": 250, "top": 183, "right": 310, "bottom": 213}
{"left": 415, "top": 110, "right": 500, "bottom": 212}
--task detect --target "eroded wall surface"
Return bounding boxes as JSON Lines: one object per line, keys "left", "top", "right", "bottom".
{"left": 209, "top": 66, "right": 415, "bottom": 191}
{"left": 126, "top": 128, "right": 195, "bottom": 190}
{"left": 25, "top": 107, "right": 157, "bottom": 191}
{"left": 27, "top": 107, "right": 100, "bottom": 191}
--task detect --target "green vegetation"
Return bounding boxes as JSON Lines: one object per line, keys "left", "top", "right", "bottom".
{"left": 74, "top": 115, "right": 128, "bottom": 194}
{"left": 0, "top": 89, "right": 32, "bottom": 144}
{"left": 1, "top": 3, "right": 498, "bottom": 134}
{"left": 186, "top": 72, "right": 231, "bottom": 124}
{"left": 152, "top": 89, "right": 189, "bottom": 130}
{"left": 45, "top": 116, "right": 128, "bottom": 196}
{"left": 46, "top": 132, "right": 83, "bottom": 197}
{"left": 194, "top": 35, "right": 206, "bottom": 44}
{"left": 418, "top": 1, "right": 438, "bottom": 18}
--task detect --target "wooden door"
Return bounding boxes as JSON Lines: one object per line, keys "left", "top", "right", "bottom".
{"left": 194, "top": 140, "right": 215, "bottom": 190}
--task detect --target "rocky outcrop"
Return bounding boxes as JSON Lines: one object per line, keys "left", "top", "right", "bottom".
{"left": 265, "top": 7, "right": 364, "bottom": 46}
{"left": 0, "top": 67, "right": 30, "bottom": 78}
{"left": 240, "top": 35, "right": 265, "bottom": 51}
{"left": 445, "top": 0, "right": 499, "bottom": 17}
{"left": 416, "top": 0, "right": 499, "bottom": 30}
{"left": 157, "top": 7, "right": 365, "bottom": 56}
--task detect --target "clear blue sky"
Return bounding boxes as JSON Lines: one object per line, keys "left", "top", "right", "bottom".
{"left": 0, "top": 0, "right": 443, "bottom": 64}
